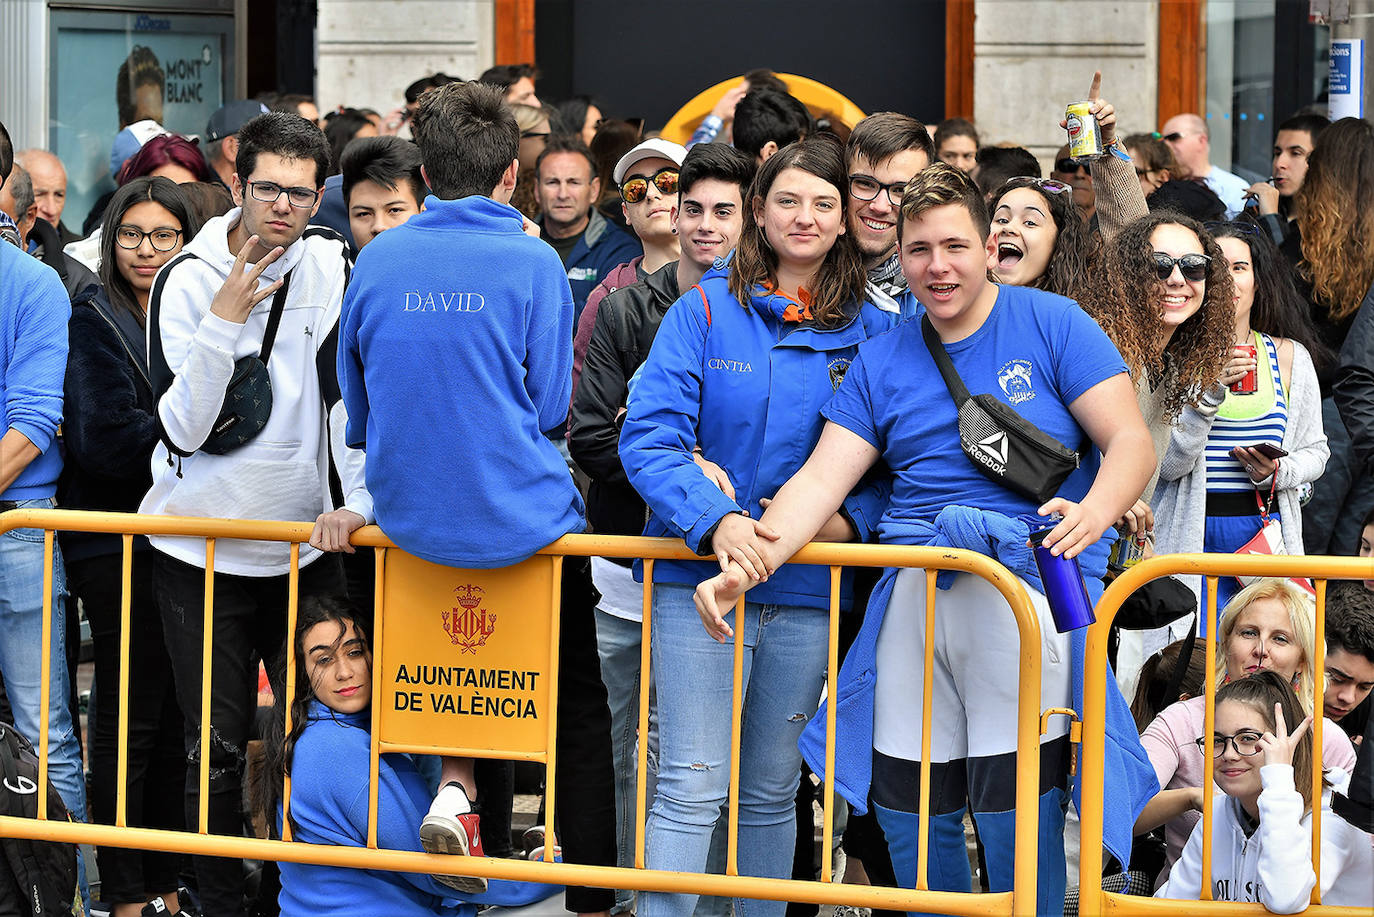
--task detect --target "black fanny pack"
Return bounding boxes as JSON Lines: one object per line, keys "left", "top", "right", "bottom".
{"left": 921, "top": 315, "right": 1080, "bottom": 504}
{"left": 201, "top": 271, "right": 292, "bottom": 455}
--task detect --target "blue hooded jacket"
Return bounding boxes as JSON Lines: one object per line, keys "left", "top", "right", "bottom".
{"left": 796, "top": 505, "right": 1159, "bottom": 873}
{"left": 619, "top": 267, "right": 898, "bottom": 608}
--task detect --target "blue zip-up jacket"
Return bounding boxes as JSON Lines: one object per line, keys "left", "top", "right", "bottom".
{"left": 0, "top": 241, "right": 69, "bottom": 500}
{"left": 796, "top": 506, "right": 1158, "bottom": 874}
{"left": 619, "top": 269, "right": 897, "bottom": 608}
{"left": 279, "top": 702, "right": 542, "bottom": 917}
{"left": 543, "top": 208, "right": 641, "bottom": 321}
{"left": 339, "top": 195, "right": 584, "bottom": 568}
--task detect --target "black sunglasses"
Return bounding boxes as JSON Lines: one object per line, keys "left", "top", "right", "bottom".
{"left": 620, "top": 166, "right": 679, "bottom": 204}
{"left": 1151, "top": 251, "right": 1211, "bottom": 282}
{"left": 1054, "top": 157, "right": 1088, "bottom": 174}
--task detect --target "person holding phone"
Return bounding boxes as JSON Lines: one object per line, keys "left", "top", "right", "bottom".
{"left": 1152, "top": 220, "right": 1329, "bottom": 617}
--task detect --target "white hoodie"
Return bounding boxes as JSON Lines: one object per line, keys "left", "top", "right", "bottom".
{"left": 140, "top": 210, "right": 372, "bottom": 575}
{"left": 1156, "top": 765, "right": 1374, "bottom": 912}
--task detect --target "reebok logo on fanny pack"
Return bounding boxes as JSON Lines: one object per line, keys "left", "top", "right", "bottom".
{"left": 977, "top": 431, "right": 1009, "bottom": 465}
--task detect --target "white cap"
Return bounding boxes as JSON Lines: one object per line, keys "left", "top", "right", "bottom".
{"left": 613, "top": 138, "right": 688, "bottom": 185}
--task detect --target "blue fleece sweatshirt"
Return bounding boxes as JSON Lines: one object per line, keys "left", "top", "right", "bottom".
{"left": 339, "top": 195, "right": 584, "bottom": 567}
{"left": 796, "top": 506, "right": 1159, "bottom": 873}
{"left": 0, "top": 241, "right": 69, "bottom": 499}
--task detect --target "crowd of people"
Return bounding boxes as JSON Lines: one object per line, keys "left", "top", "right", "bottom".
{"left": 1, "top": 56, "right": 1373, "bottom": 917}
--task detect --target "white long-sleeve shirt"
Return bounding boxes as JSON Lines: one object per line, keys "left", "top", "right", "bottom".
{"left": 1157, "top": 765, "right": 1374, "bottom": 912}
{"left": 141, "top": 210, "right": 372, "bottom": 576}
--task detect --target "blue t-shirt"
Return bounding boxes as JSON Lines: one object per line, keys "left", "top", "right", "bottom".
{"left": 822, "top": 284, "right": 1128, "bottom": 534}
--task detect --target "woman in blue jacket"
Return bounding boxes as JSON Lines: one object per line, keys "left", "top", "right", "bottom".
{"left": 252, "top": 595, "right": 505, "bottom": 917}
{"left": 619, "top": 135, "right": 897, "bottom": 917}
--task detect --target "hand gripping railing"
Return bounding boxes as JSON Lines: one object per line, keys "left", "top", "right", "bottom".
{"left": 0, "top": 508, "right": 1048, "bottom": 916}
{"left": 1078, "top": 552, "right": 1374, "bottom": 917}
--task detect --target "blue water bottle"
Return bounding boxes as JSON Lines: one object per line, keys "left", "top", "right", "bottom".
{"left": 1026, "top": 516, "right": 1097, "bottom": 633}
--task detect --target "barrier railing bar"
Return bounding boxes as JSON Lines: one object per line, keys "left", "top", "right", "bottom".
{"left": 0, "top": 814, "right": 1021, "bottom": 914}
{"left": 820, "top": 565, "right": 841, "bottom": 884}
{"left": 1201, "top": 575, "right": 1217, "bottom": 901}
{"left": 116, "top": 533, "right": 133, "bottom": 828}
{"left": 727, "top": 594, "right": 745, "bottom": 878}
{"left": 282, "top": 542, "right": 301, "bottom": 843}
{"left": 917, "top": 567, "right": 937, "bottom": 891}
{"left": 198, "top": 539, "right": 215, "bottom": 835}
{"left": 635, "top": 558, "right": 654, "bottom": 870}
{"left": 367, "top": 546, "right": 386, "bottom": 850}
{"left": 535, "top": 555, "right": 557, "bottom": 863}
{"left": 37, "top": 531, "right": 54, "bottom": 821}
{"left": 1312, "top": 576, "right": 1326, "bottom": 905}
{"left": 0, "top": 511, "right": 1059, "bottom": 916}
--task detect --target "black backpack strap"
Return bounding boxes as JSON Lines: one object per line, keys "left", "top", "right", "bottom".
{"left": 920, "top": 314, "right": 972, "bottom": 406}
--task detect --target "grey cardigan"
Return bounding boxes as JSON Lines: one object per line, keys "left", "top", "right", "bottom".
{"left": 1151, "top": 339, "right": 1329, "bottom": 602}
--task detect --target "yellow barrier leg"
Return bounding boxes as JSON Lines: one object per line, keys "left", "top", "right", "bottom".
{"left": 368, "top": 547, "right": 386, "bottom": 849}
{"left": 820, "top": 567, "right": 841, "bottom": 884}
{"left": 282, "top": 543, "right": 300, "bottom": 842}
{"left": 116, "top": 534, "right": 133, "bottom": 828}
{"left": 916, "top": 569, "right": 937, "bottom": 892}
{"left": 635, "top": 559, "right": 654, "bottom": 870}
{"left": 727, "top": 595, "right": 745, "bottom": 877}
{"left": 543, "top": 556, "right": 564, "bottom": 864}
{"left": 199, "top": 540, "right": 215, "bottom": 834}
{"left": 37, "top": 531, "right": 55, "bottom": 821}
{"left": 1312, "top": 577, "right": 1326, "bottom": 906}
{"left": 1201, "top": 576, "right": 1217, "bottom": 901}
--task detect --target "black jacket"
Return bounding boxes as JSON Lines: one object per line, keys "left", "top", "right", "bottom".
{"left": 30, "top": 217, "right": 99, "bottom": 303}
{"left": 570, "top": 260, "right": 681, "bottom": 537}
{"left": 57, "top": 285, "right": 158, "bottom": 563}
{"left": 1334, "top": 279, "right": 1374, "bottom": 477}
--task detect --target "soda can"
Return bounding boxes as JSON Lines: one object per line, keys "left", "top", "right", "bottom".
{"left": 1230, "top": 343, "right": 1258, "bottom": 394}
{"left": 1108, "top": 528, "right": 1149, "bottom": 571}
{"left": 1065, "top": 101, "right": 1105, "bottom": 160}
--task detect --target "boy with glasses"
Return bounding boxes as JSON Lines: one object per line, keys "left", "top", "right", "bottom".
{"left": 844, "top": 112, "right": 933, "bottom": 311}
{"left": 143, "top": 110, "right": 369, "bottom": 917}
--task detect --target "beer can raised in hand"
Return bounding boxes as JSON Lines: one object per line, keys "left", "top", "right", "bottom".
{"left": 1065, "top": 101, "right": 1105, "bottom": 160}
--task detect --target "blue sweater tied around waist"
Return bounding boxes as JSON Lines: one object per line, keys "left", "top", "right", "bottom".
{"left": 796, "top": 505, "right": 1158, "bottom": 872}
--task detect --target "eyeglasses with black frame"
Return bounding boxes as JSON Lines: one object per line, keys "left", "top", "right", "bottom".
{"left": 114, "top": 224, "right": 183, "bottom": 252}
{"left": 247, "top": 180, "right": 319, "bottom": 209}
{"left": 1195, "top": 730, "right": 1264, "bottom": 757}
{"left": 1151, "top": 251, "right": 1211, "bottom": 282}
{"left": 848, "top": 174, "right": 907, "bottom": 207}
{"left": 620, "top": 167, "right": 679, "bottom": 204}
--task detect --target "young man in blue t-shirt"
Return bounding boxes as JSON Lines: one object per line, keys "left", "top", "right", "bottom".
{"left": 338, "top": 81, "right": 615, "bottom": 917}
{"left": 694, "top": 163, "right": 1157, "bottom": 913}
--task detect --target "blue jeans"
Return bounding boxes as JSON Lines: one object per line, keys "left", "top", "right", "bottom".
{"left": 0, "top": 497, "right": 89, "bottom": 905}
{"left": 641, "top": 584, "right": 828, "bottom": 917}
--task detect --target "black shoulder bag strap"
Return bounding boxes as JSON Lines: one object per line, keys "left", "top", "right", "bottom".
{"left": 920, "top": 314, "right": 972, "bottom": 406}
{"left": 256, "top": 270, "right": 292, "bottom": 366}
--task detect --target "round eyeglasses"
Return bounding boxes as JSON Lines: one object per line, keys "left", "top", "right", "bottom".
{"left": 1195, "top": 731, "right": 1264, "bottom": 757}
{"left": 114, "top": 225, "right": 183, "bottom": 252}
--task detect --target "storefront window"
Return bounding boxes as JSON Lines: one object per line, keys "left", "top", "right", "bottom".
{"left": 1205, "top": 0, "right": 1329, "bottom": 182}
{"left": 50, "top": 8, "right": 234, "bottom": 231}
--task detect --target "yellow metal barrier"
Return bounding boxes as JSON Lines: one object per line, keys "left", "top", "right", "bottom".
{"left": 1079, "top": 552, "right": 1374, "bottom": 917}
{"left": 0, "top": 508, "right": 1048, "bottom": 916}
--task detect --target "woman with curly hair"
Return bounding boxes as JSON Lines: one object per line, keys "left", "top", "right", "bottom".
{"left": 987, "top": 176, "right": 1097, "bottom": 304}
{"left": 1284, "top": 117, "right": 1374, "bottom": 556}
{"left": 1150, "top": 221, "right": 1329, "bottom": 614}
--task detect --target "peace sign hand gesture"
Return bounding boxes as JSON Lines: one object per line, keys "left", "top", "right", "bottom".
{"left": 1257, "top": 702, "right": 1313, "bottom": 769}
{"left": 210, "top": 235, "right": 285, "bottom": 325}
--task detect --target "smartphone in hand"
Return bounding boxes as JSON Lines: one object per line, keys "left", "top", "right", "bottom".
{"left": 1247, "top": 443, "right": 1288, "bottom": 460}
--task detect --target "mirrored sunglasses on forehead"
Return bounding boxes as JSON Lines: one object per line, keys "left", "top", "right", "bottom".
{"left": 1002, "top": 177, "right": 1072, "bottom": 196}
{"left": 619, "top": 166, "right": 679, "bottom": 204}
{"left": 1151, "top": 251, "right": 1211, "bottom": 282}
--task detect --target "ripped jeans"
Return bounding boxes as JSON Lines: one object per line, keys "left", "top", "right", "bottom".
{"left": 154, "top": 551, "right": 344, "bottom": 917}
{"left": 641, "top": 584, "right": 828, "bottom": 917}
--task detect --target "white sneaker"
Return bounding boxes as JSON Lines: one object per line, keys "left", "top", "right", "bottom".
{"left": 420, "top": 781, "right": 488, "bottom": 894}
